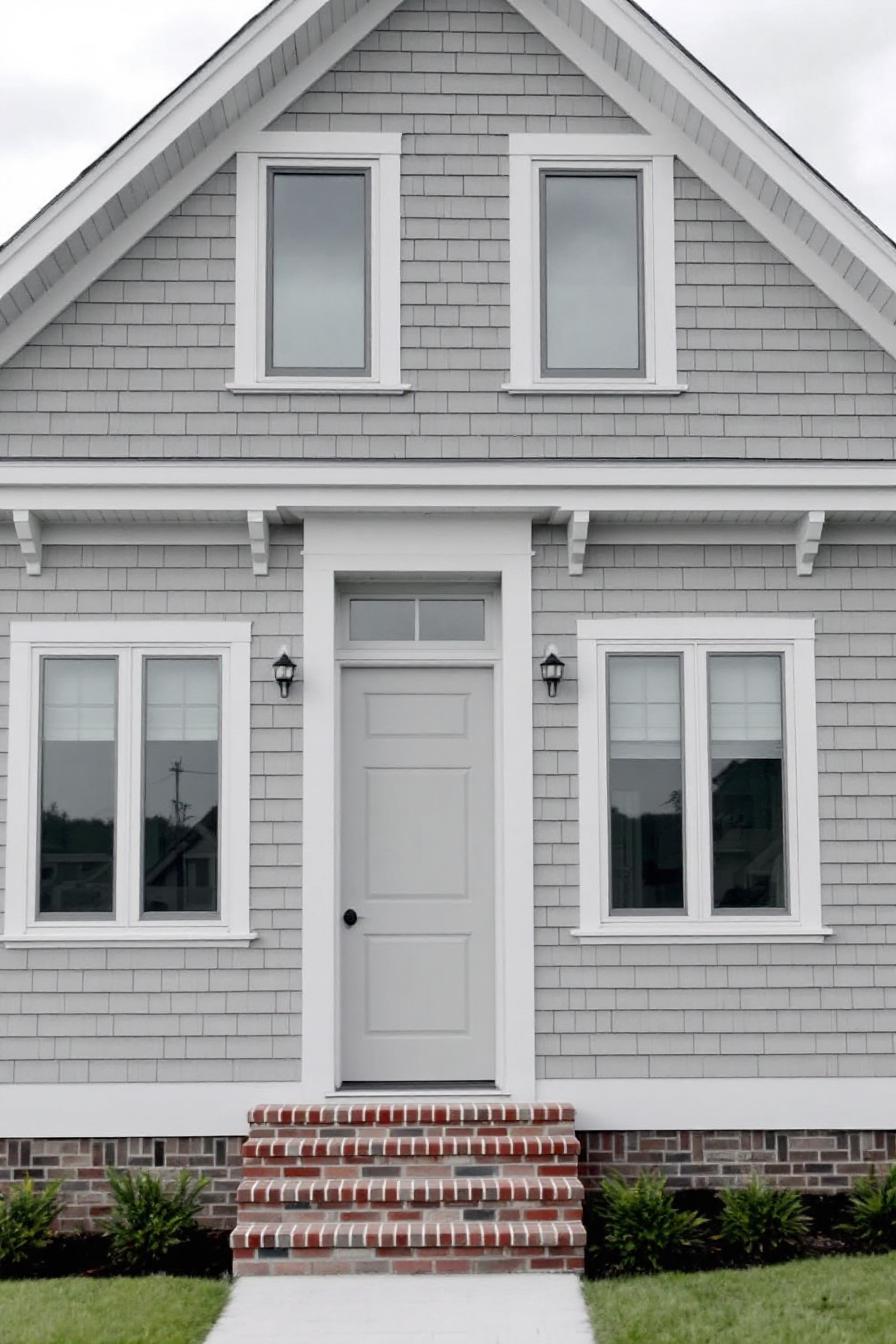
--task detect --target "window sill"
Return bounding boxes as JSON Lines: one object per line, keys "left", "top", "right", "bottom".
{"left": 225, "top": 380, "right": 412, "bottom": 396}
{"left": 501, "top": 382, "right": 688, "bottom": 396}
{"left": 3, "top": 928, "right": 258, "bottom": 948}
{"left": 570, "top": 923, "right": 833, "bottom": 945}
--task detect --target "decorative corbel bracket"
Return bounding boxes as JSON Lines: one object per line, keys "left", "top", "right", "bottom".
{"left": 549, "top": 508, "right": 591, "bottom": 575}
{"left": 247, "top": 510, "right": 270, "bottom": 577}
{"left": 13, "top": 510, "right": 42, "bottom": 576}
{"left": 567, "top": 510, "right": 591, "bottom": 576}
{"left": 795, "top": 510, "right": 825, "bottom": 577}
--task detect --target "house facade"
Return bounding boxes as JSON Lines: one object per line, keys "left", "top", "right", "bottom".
{"left": 2, "top": 0, "right": 896, "bottom": 1272}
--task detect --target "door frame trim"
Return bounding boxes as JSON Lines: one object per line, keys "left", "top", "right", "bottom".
{"left": 302, "top": 513, "right": 536, "bottom": 1098}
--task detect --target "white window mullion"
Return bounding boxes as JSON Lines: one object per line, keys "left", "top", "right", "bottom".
{"left": 113, "top": 649, "right": 135, "bottom": 930}
{"left": 689, "top": 643, "right": 713, "bottom": 923}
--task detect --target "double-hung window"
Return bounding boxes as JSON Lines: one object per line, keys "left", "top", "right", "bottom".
{"left": 507, "top": 135, "right": 682, "bottom": 394}
{"left": 576, "top": 617, "right": 826, "bottom": 941}
{"left": 4, "top": 622, "right": 252, "bottom": 944}
{"left": 233, "top": 133, "right": 403, "bottom": 393}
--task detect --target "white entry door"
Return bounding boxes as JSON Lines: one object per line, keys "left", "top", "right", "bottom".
{"left": 340, "top": 666, "right": 496, "bottom": 1084}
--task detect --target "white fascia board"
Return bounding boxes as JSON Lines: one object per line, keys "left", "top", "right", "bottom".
{"left": 537, "top": 1078, "right": 896, "bottom": 1132}
{"left": 0, "top": 0, "right": 330, "bottom": 290}
{"left": 511, "top": 0, "right": 896, "bottom": 361}
{"left": 5, "top": 460, "right": 896, "bottom": 521}
{"left": 580, "top": 0, "right": 896, "bottom": 297}
{"left": 3, "top": 1077, "right": 896, "bottom": 1136}
{"left": 0, "top": 0, "right": 403, "bottom": 368}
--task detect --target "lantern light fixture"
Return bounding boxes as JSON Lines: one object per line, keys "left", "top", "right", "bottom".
{"left": 272, "top": 649, "right": 297, "bottom": 698}
{"left": 540, "top": 645, "right": 565, "bottom": 698}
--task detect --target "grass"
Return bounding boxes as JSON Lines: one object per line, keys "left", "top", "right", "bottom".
{"left": 585, "top": 1252, "right": 896, "bottom": 1344}
{"left": 0, "top": 1276, "right": 230, "bottom": 1344}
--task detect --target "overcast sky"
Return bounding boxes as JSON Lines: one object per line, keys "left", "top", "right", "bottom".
{"left": 1, "top": 0, "right": 894, "bottom": 248}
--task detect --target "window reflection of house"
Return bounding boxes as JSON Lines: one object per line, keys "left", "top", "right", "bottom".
{"left": 144, "top": 805, "right": 218, "bottom": 914}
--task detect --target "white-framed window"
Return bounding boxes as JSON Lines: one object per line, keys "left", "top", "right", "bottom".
{"left": 231, "top": 132, "right": 404, "bottom": 394}
{"left": 576, "top": 617, "right": 827, "bottom": 942}
{"left": 4, "top": 622, "right": 253, "bottom": 945}
{"left": 506, "top": 134, "right": 683, "bottom": 395}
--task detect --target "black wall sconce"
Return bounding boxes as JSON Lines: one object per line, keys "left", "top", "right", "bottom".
{"left": 540, "top": 646, "right": 565, "bottom": 698}
{"left": 272, "top": 649, "right": 297, "bottom": 698}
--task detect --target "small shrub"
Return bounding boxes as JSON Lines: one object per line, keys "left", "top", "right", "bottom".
{"left": 719, "top": 1178, "right": 810, "bottom": 1264}
{"left": 0, "top": 1177, "right": 64, "bottom": 1273}
{"left": 102, "top": 1168, "right": 209, "bottom": 1273}
{"left": 840, "top": 1166, "right": 896, "bottom": 1252}
{"left": 595, "top": 1171, "right": 708, "bottom": 1276}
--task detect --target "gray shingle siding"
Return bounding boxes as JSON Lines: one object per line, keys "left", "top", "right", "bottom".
{"left": 0, "top": 539, "right": 302, "bottom": 1082}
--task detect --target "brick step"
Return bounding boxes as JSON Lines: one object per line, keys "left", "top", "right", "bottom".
{"left": 232, "top": 1219, "right": 587, "bottom": 1252}
{"left": 237, "top": 1175, "right": 584, "bottom": 1209}
{"left": 242, "top": 1135, "right": 580, "bottom": 1167}
{"left": 232, "top": 1244, "right": 584, "bottom": 1276}
{"left": 248, "top": 1102, "right": 575, "bottom": 1128}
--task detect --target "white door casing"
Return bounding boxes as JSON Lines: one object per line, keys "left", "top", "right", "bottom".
{"left": 301, "top": 513, "right": 536, "bottom": 1098}
{"left": 340, "top": 667, "right": 496, "bottom": 1083}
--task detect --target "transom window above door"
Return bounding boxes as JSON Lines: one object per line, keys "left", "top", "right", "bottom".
{"left": 338, "top": 586, "right": 497, "bottom": 652}
{"left": 576, "top": 617, "right": 827, "bottom": 943}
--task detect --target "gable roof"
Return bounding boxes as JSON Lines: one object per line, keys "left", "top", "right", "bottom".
{"left": 2, "top": 0, "right": 896, "bottom": 365}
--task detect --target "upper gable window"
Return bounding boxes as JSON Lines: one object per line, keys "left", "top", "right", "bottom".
{"left": 233, "top": 134, "right": 403, "bottom": 394}
{"left": 507, "top": 135, "right": 683, "bottom": 395}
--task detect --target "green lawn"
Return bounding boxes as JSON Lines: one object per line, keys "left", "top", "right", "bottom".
{"left": 585, "top": 1253, "right": 896, "bottom": 1344}
{"left": 0, "top": 1277, "right": 230, "bottom": 1344}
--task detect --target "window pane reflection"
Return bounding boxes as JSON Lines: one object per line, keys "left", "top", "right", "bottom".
{"left": 269, "top": 170, "right": 368, "bottom": 373}
{"left": 143, "top": 659, "right": 220, "bottom": 915}
{"left": 349, "top": 599, "right": 416, "bottom": 641}
{"left": 418, "top": 599, "right": 485, "bottom": 641}
{"left": 608, "top": 655, "right": 685, "bottom": 911}
{"left": 542, "top": 172, "right": 642, "bottom": 375}
{"left": 710, "top": 654, "right": 786, "bottom": 910}
{"left": 39, "top": 658, "right": 116, "bottom": 916}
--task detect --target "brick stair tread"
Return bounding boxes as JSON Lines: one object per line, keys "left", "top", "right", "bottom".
{"left": 242, "top": 1134, "right": 579, "bottom": 1161}
{"left": 231, "top": 1219, "right": 587, "bottom": 1250}
{"left": 236, "top": 1175, "right": 585, "bottom": 1205}
{"left": 248, "top": 1102, "right": 575, "bottom": 1127}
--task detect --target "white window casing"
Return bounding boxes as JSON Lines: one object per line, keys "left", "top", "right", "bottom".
{"left": 506, "top": 134, "right": 684, "bottom": 395}
{"left": 4, "top": 621, "right": 253, "bottom": 946}
{"left": 576, "top": 616, "right": 828, "bottom": 942}
{"left": 231, "top": 132, "right": 405, "bottom": 394}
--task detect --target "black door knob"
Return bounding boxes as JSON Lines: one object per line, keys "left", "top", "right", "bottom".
{"left": 343, "top": 908, "right": 359, "bottom": 927}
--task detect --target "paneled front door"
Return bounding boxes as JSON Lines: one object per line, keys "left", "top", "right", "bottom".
{"left": 339, "top": 666, "right": 495, "bottom": 1084}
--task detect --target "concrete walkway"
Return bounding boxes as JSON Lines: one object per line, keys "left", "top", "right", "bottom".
{"left": 207, "top": 1275, "right": 594, "bottom": 1343}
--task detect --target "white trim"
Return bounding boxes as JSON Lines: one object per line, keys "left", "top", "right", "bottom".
{"left": 0, "top": 0, "right": 403, "bottom": 369}
{"left": 507, "top": 133, "right": 679, "bottom": 393}
{"left": 1, "top": 1077, "right": 896, "bottom": 1136}
{"left": 540, "top": 1078, "right": 896, "bottom": 1131}
{"left": 247, "top": 510, "right": 270, "bottom": 577}
{"left": 4, "top": 620, "right": 252, "bottom": 944}
{"left": 301, "top": 514, "right": 535, "bottom": 1099}
{"left": 576, "top": 616, "right": 826, "bottom": 942}
{"left": 233, "top": 132, "right": 402, "bottom": 392}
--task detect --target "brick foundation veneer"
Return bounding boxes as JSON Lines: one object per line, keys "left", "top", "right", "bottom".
{"left": 4, "top": 1128, "right": 896, "bottom": 1241}
{"left": 578, "top": 1130, "right": 896, "bottom": 1191}
{"left": 0, "top": 1137, "right": 244, "bottom": 1231}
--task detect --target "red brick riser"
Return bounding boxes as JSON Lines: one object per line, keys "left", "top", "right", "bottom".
{"left": 231, "top": 1103, "right": 587, "bottom": 1276}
